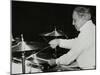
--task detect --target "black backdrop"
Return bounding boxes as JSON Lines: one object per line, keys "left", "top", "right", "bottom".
{"left": 12, "top": 1, "right": 96, "bottom": 41}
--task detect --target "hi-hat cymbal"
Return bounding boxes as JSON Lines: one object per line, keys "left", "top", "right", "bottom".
{"left": 12, "top": 41, "right": 38, "bottom": 52}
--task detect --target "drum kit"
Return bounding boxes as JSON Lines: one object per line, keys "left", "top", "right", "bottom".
{"left": 12, "top": 27, "right": 69, "bottom": 74}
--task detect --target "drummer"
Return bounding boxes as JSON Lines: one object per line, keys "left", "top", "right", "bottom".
{"left": 48, "top": 7, "right": 95, "bottom": 69}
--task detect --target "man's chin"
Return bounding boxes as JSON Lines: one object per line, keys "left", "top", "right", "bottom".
{"left": 75, "top": 26, "right": 79, "bottom": 31}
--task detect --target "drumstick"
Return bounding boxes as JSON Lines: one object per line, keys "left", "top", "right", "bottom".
{"left": 36, "top": 57, "right": 50, "bottom": 62}
{"left": 26, "top": 54, "right": 50, "bottom": 63}
{"left": 12, "top": 42, "right": 21, "bottom": 48}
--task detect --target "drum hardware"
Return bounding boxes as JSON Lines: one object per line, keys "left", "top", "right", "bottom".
{"left": 26, "top": 60, "right": 43, "bottom": 73}
{"left": 12, "top": 34, "right": 50, "bottom": 74}
{"left": 26, "top": 54, "right": 51, "bottom": 73}
{"left": 40, "top": 26, "right": 68, "bottom": 59}
{"left": 12, "top": 26, "right": 69, "bottom": 73}
{"left": 12, "top": 34, "right": 34, "bottom": 74}
{"left": 26, "top": 46, "right": 50, "bottom": 71}
{"left": 40, "top": 26, "right": 67, "bottom": 58}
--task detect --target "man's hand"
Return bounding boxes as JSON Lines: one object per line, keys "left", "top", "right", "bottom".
{"left": 48, "top": 59, "right": 56, "bottom": 66}
{"left": 49, "top": 39, "right": 60, "bottom": 49}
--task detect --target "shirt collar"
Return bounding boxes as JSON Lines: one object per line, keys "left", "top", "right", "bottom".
{"left": 79, "top": 20, "right": 93, "bottom": 31}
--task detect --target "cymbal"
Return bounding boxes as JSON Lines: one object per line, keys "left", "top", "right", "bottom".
{"left": 12, "top": 42, "right": 37, "bottom": 52}
{"left": 12, "top": 41, "right": 48, "bottom": 52}
{"left": 41, "top": 28, "right": 64, "bottom": 37}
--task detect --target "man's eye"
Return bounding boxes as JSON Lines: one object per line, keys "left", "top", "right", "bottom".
{"left": 73, "top": 19, "right": 76, "bottom": 22}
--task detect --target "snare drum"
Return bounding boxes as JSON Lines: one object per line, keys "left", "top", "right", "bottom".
{"left": 25, "top": 60, "right": 42, "bottom": 73}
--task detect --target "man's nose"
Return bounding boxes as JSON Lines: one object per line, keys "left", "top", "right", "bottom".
{"left": 72, "top": 21, "right": 75, "bottom": 25}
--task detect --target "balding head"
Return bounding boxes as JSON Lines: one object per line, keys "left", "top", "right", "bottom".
{"left": 72, "top": 7, "right": 91, "bottom": 30}
{"left": 73, "top": 7, "right": 91, "bottom": 20}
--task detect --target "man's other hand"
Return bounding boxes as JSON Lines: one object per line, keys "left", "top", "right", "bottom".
{"left": 49, "top": 39, "right": 59, "bottom": 49}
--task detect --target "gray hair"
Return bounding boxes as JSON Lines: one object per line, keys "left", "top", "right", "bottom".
{"left": 74, "top": 7, "right": 91, "bottom": 19}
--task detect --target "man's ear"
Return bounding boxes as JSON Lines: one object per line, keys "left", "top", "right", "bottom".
{"left": 84, "top": 13, "right": 91, "bottom": 20}
{"left": 87, "top": 14, "right": 91, "bottom": 20}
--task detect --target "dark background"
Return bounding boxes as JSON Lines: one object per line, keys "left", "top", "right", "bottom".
{"left": 12, "top": 1, "right": 96, "bottom": 42}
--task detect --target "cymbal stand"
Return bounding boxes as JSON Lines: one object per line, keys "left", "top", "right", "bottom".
{"left": 21, "top": 34, "right": 26, "bottom": 74}
{"left": 22, "top": 52, "right": 25, "bottom": 74}
{"left": 54, "top": 27, "right": 57, "bottom": 59}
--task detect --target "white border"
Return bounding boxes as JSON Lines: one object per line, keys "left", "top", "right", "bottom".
{"left": 0, "top": 0, "right": 100, "bottom": 75}
{"left": 14, "top": 0, "right": 97, "bottom": 5}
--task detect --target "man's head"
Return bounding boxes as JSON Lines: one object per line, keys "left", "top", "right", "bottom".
{"left": 72, "top": 7, "right": 91, "bottom": 30}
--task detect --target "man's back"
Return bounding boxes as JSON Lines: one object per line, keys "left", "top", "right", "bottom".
{"left": 76, "top": 20, "right": 95, "bottom": 69}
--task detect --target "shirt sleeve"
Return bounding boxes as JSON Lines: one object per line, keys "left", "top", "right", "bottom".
{"left": 56, "top": 31, "right": 91, "bottom": 65}
{"left": 59, "top": 39, "right": 76, "bottom": 49}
